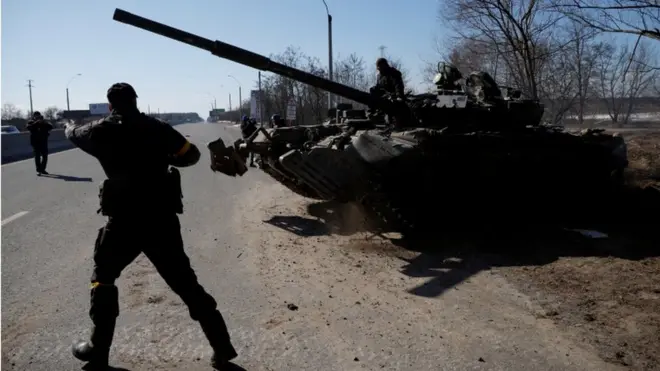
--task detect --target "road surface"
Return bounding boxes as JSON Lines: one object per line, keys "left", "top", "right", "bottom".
{"left": 1, "top": 122, "right": 624, "bottom": 371}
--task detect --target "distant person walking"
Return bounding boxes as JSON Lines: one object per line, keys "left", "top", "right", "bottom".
{"left": 26, "top": 111, "right": 53, "bottom": 175}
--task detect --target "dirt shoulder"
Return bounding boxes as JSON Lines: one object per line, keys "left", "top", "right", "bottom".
{"left": 233, "top": 181, "right": 626, "bottom": 371}
{"left": 498, "top": 249, "right": 660, "bottom": 370}
{"left": 496, "top": 130, "right": 660, "bottom": 371}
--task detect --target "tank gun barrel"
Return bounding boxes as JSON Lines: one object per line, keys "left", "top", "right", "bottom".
{"left": 112, "top": 9, "right": 378, "bottom": 109}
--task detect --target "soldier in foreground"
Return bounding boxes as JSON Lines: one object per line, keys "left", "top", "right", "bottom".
{"left": 65, "top": 83, "right": 238, "bottom": 370}
{"left": 26, "top": 111, "right": 54, "bottom": 175}
{"left": 374, "top": 58, "right": 405, "bottom": 99}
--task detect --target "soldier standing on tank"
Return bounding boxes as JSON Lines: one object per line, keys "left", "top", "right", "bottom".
{"left": 26, "top": 111, "right": 54, "bottom": 175}
{"left": 65, "top": 82, "right": 238, "bottom": 370}
{"left": 374, "top": 58, "right": 405, "bottom": 99}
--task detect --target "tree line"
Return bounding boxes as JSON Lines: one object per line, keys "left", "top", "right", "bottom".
{"left": 430, "top": 0, "right": 659, "bottom": 127}
{"left": 1, "top": 103, "right": 62, "bottom": 122}
{"left": 248, "top": 0, "right": 659, "bottom": 127}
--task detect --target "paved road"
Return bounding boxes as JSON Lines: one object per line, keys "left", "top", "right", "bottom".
{"left": 1, "top": 122, "right": 623, "bottom": 371}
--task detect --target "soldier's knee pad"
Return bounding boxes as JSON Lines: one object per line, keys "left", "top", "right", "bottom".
{"left": 90, "top": 282, "right": 119, "bottom": 320}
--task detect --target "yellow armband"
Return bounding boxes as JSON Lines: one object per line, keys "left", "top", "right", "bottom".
{"left": 175, "top": 140, "right": 191, "bottom": 157}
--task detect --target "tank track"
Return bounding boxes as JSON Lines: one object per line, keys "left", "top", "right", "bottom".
{"left": 360, "top": 178, "right": 416, "bottom": 235}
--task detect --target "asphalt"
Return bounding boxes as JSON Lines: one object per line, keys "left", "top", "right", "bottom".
{"left": 1, "top": 122, "right": 623, "bottom": 371}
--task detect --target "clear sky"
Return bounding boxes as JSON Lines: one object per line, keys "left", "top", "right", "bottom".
{"left": 2, "top": 0, "right": 447, "bottom": 118}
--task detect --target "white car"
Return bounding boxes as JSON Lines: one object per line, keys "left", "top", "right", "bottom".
{"left": 1, "top": 125, "right": 20, "bottom": 135}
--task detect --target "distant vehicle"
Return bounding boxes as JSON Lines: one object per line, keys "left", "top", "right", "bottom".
{"left": 1, "top": 125, "right": 20, "bottom": 135}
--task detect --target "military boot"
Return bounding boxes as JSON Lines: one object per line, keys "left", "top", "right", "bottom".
{"left": 72, "top": 318, "right": 116, "bottom": 369}
{"left": 199, "top": 311, "right": 238, "bottom": 369}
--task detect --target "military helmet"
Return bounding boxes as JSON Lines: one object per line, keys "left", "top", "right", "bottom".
{"left": 32, "top": 111, "right": 42, "bottom": 118}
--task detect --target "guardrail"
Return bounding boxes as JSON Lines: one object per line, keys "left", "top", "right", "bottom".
{"left": 1, "top": 130, "right": 76, "bottom": 164}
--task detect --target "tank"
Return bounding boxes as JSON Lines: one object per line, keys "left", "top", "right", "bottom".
{"left": 113, "top": 9, "right": 637, "bottom": 233}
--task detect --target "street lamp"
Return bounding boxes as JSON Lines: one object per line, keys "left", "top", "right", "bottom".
{"left": 228, "top": 75, "right": 242, "bottom": 118}
{"left": 322, "top": 0, "right": 333, "bottom": 110}
{"left": 66, "top": 73, "right": 82, "bottom": 111}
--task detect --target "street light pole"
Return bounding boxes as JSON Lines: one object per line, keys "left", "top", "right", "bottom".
{"left": 322, "top": 0, "right": 333, "bottom": 110}
{"left": 66, "top": 73, "right": 82, "bottom": 111}
{"left": 228, "top": 75, "right": 242, "bottom": 119}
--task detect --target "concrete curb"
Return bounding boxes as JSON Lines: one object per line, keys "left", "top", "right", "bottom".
{"left": 1, "top": 130, "right": 76, "bottom": 165}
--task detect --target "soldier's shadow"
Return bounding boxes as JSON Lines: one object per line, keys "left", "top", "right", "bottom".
{"left": 40, "top": 173, "right": 93, "bottom": 182}
{"left": 83, "top": 365, "right": 131, "bottom": 371}
{"left": 83, "top": 361, "right": 247, "bottom": 370}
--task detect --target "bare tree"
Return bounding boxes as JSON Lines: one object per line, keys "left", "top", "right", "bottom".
{"left": 539, "top": 22, "right": 608, "bottom": 126}
{"left": 596, "top": 40, "right": 658, "bottom": 126}
{"left": 440, "top": 0, "right": 564, "bottom": 99}
{"left": 446, "top": 38, "right": 501, "bottom": 76}
{"left": 1, "top": 103, "right": 24, "bottom": 120}
{"left": 552, "top": 0, "right": 660, "bottom": 42}
{"left": 259, "top": 46, "right": 330, "bottom": 125}
{"left": 42, "top": 106, "right": 62, "bottom": 121}
{"left": 334, "top": 53, "right": 371, "bottom": 107}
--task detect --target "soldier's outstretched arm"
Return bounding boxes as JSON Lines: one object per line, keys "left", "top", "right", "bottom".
{"left": 158, "top": 122, "right": 201, "bottom": 167}
{"left": 64, "top": 121, "right": 100, "bottom": 157}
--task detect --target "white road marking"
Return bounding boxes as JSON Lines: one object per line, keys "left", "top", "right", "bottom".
{"left": 2, "top": 211, "right": 29, "bottom": 226}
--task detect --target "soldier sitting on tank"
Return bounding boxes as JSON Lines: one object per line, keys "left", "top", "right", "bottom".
{"left": 271, "top": 114, "right": 286, "bottom": 128}
{"left": 371, "top": 58, "right": 405, "bottom": 99}
{"left": 434, "top": 63, "right": 464, "bottom": 91}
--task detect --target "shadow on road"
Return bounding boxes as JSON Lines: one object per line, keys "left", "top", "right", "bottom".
{"left": 264, "top": 201, "right": 373, "bottom": 237}
{"left": 39, "top": 173, "right": 93, "bottom": 182}
{"left": 390, "top": 225, "right": 660, "bottom": 298}
{"left": 83, "top": 364, "right": 131, "bottom": 371}
{"left": 82, "top": 360, "right": 247, "bottom": 371}
{"left": 270, "top": 200, "right": 660, "bottom": 298}
{"left": 264, "top": 215, "right": 330, "bottom": 237}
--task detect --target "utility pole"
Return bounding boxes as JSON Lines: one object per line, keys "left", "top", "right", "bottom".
{"left": 228, "top": 75, "right": 242, "bottom": 118}
{"left": 27, "top": 80, "right": 35, "bottom": 116}
{"left": 238, "top": 86, "right": 242, "bottom": 118}
{"left": 229, "top": 93, "right": 232, "bottom": 111}
{"left": 378, "top": 45, "right": 386, "bottom": 57}
{"left": 258, "top": 71, "right": 264, "bottom": 125}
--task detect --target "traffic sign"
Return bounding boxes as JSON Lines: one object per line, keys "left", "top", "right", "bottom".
{"left": 286, "top": 99, "right": 296, "bottom": 121}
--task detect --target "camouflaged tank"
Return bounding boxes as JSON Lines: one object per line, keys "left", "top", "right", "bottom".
{"left": 113, "top": 9, "right": 631, "bottom": 233}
